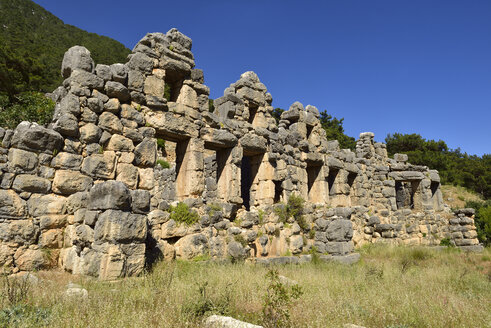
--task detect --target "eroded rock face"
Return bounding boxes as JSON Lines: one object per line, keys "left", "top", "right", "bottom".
{"left": 0, "top": 28, "right": 474, "bottom": 278}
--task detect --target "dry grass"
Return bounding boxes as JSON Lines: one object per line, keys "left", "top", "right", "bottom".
{"left": 1, "top": 246, "right": 490, "bottom": 328}
{"left": 441, "top": 184, "right": 483, "bottom": 209}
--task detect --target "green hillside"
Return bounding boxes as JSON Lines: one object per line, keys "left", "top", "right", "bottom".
{"left": 0, "top": 0, "right": 131, "bottom": 98}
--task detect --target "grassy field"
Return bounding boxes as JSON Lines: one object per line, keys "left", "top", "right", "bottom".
{"left": 1, "top": 245, "right": 490, "bottom": 328}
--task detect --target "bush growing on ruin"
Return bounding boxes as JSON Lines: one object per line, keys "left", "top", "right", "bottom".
{"left": 156, "top": 159, "right": 170, "bottom": 169}
{"left": 274, "top": 194, "right": 308, "bottom": 230}
{"left": 169, "top": 202, "right": 200, "bottom": 226}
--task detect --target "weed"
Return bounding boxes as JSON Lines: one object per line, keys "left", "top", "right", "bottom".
{"left": 156, "top": 138, "right": 166, "bottom": 151}
{"left": 258, "top": 209, "right": 265, "bottom": 225}
{"left": 234, "top": 234, "right": 248, "bottom": 247}
{"left": 1, "top": 274, "right": 31, "bottom": 305}
{"left": 207, "top": 203, "right": 222, "bottom": 216}
{"left": 309, "top": 246, "right": 320, "bottom": 264}
{"left": 52, "top": 148, "right": 58, "bottom": 157}
{"left": 182, "top": 281, "right": 233, "bottom": 318}
{"left": 98, "top": 145, "right": 104, "bottom": 154}
{"left": 0, "top": 305, "right": 50, "bottom": 327}
{"left": 168, "top": 45, "right": 174, "bottom": 51}
{"left": 439, "top": 238, "right": 453, "bottom": 247}
{"left": 156, "top": 159, "right": 170, "bottom": 169}
{"left": 168, "top": 202, "right": 200, "bottom": 226}
{"left": 274, "top": 194, "right": 307, "bottom": 230}
{"left": 308, "top": 229, "right": 315, "bottom": 239}
{"left": 262, "top": 269, "right": 303, "bottom": 328}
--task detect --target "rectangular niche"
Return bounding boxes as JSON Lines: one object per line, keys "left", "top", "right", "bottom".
{"left": 306, "top": 124, "right": 314, "bottom": 140}
{"left": 307, "top": 164, "right": 324, "bottom": 203}
{"left": 241, "top": 153, "right": 268, "bottom": 210}
{"left": 395, "top": 180, "right": 421, "bottom": 210}
{"left": 203, "top": 146, "right": 234, "bottom": 202}
{"left": 328, "top": 168, "right": 339, "bottom": 195}
{"left": 274, "top": 180, "right": 283, "bottom": 203}
{"left": 347, "top": 172, "right": 358, "bottom": 205}
{"left": 164, "top": 75, "right": 183, "bottom": 102}
{"left": 248, "top": 104, "right": 259, "bottom": 126}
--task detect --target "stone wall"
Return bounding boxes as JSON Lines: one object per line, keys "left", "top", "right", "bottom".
{"left": 0, "top": 29, "right": 482, "bottom": 279}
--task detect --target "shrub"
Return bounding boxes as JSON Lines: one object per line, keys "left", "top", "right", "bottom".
{"left": 156, "top": 159, "right": 170, "bottom": 169}
{"left": 465, "top": 200, "right": 491, "bottom": 246}
{"left": 169, "top": 202, "right": 199, "bottom": 225}
{"left": 0, "top": 91, "right": 54, "bottom": 129}
{"left": 156, "top": 138, "right": 166, "bottom": 151}
{"left": 182, "top": 281, "right": 232, "bottom": 318}
{"left": 439, "top": 238, "right": 453, "bottom": 247}
{"left": 274, "top": 194, "right": 308, "bottom": 230}
{"left": 262, "top": 269, "right": 303, "bottom": 328}
{"left": 234, "top": 234, "right": 248, "bottom": 247}
{"left": 1, "top": 274, "right": 31, "bottom": 305}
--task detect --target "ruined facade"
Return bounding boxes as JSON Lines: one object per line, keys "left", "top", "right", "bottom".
{"left": 0, "top": 29, "right": 481, "bottom": 279}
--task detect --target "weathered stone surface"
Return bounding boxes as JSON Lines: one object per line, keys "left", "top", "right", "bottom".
{"left": 133, "top": 138, "right": 157, "bottom": 167}
{"left": 94, "top": 210, "right": 147, "bottom": 243}
{"left": 14, "top": 249, "right": 45, "bottom": 271}
{"left": 175, "top": 233, "right": 208, "bottom": 259}
{"left": 89, "top": 181, "right": 131, "bottom": 210}
{"left": 0, "top": 190, "right": 28, "bottom": 218}
{"left": 116, "top": 163, "right": 139, "bottom": 189}
{"left": 51, "top": 152, "right": 83, "bottom": 170}
{"left": 105, "top": 81, "right": 131, "bottom": 102}
{"left": 107, "top": 134, "right": 134, "bottom": 152}
{"left": 12, "top": 174, "right": 51, "bottom": 193}
{"left": 8, "top": 148, "right": 38, "bottom": 173}
{"left": 62, "top": 46, "right": 94, "bottom": 78}
{"left": 81, "top": 151, "right": 117, "bottom": 179}
{"left": 98, "top": 112, "right": 123, "bottom": 134}
{"left": 80, "top": 123, "right": 102, "bottom": 144}
{"left": 11, "top": 122, "right": 64, "bottom": 153}
{"left": 0, "top": 220, "right": 39, "bottom": 244}
{"left": 28, "top": 194, "right": 66, "bottom": 216}
{"left": 53, "top": 170, "right": 93, "bottom": 194}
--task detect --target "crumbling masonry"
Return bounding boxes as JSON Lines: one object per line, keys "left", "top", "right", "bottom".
{"left": 0, "top": 29, "right": 482, "bottom": 279}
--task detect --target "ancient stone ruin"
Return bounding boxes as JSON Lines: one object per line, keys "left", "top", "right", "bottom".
{"left": 0, "top": 29, "right": 482, "bottom": 279}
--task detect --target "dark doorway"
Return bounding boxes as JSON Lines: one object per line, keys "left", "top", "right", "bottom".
{"left": 274, "top": 180, "right": 283, "bottom": 203}
{"left": 395, "top": 181, "right": 414, "bottom": 209}
{"left": 241, "top": 156, "right": 253, "bottom": 210}
{"left": 328, "top": 168, "right": 339, "bottom": 195}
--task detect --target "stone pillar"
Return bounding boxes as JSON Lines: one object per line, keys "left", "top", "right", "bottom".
{"left": 176, "top": 137, "right": 204, "bottom": 200}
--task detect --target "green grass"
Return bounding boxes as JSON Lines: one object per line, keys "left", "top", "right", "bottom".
{"left": 2, "top": 245, "right": 490, "bottom": 327}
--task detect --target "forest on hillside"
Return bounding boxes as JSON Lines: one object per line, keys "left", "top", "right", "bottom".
{"left": 0, "top": 0, "right": 130, "bottom": 122}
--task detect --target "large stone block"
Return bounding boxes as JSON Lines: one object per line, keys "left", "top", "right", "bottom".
{"left": 12, "top": 174, "right": 51, "bottom": 193}
{"left": 326, "top": 219, "right": 353, "bottom": 242}
{"left": 0, "top": 220, "right": 39, "bottom": 244}
{"left": 0, "top": 190, "right": 28, "bottom": 219}
{"left": 53, "top": 170, "right": 93, "bottom": 195}
{"left": 116, "top": 163, "right": 139, "bottom": 189}
{"left": 88, "top": 181, "right": 131, "bottom": 210}
{"left": 10, "top": 122, "right": 64, "bottom": 153}
{"left": 28, "top": 194, "right": 66, "bottom": 216}
{"left": 106, "top": 134, "right": 134, "bottom": 152}
{"left": 8, "top": 148, "right": 38, "bottom": 173}
{"left": 51, "top": 152, "right": 83, "bottom": 170}
{"left": 133, "top": 138, "right": 157, "bottom": 167}
{"left": 94, "top": 210, "right": 147, "bottom": 243}
{"left": 175, "top": 233, "right": 208, "bottom": 259}
{"left": 61, "top": 46, "right": 94, "bottom": 78}
{"left": 81, "top": 151, "right": 117, "bottom": 179}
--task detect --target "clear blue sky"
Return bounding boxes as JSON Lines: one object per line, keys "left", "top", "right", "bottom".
{"left": 33, "top": 0, "right": 491, "bottom": 156}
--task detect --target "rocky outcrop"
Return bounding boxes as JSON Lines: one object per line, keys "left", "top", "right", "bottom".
{"left": 0, "top": 28, "right": 481, "bottom": 278}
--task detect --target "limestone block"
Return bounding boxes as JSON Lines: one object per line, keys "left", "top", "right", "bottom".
{"left": 53, "top": 170, "right": 93, "bottom": 195}
{"left": 80, "top": 123, "right": 102, "bottom": 144}
{"left": 144, "top": 111, "right": 199, "bottom": 138}
{"left": 88, "top": 181, "right": 131, "bottom": 211}
{"left": 39, "top": 229, "right": 64, "bottom": 248}
{"left": 120, "top": 243, "right": 146, "bottom": 276}
{"left": 133, "top": 138, "right": 157, "bottom": 167}
{"left": 14, "top": 248, "right": 45, "bottom": 271}
{"left": 8, "top": 148, "right": 38, "bottom": 173}
{"left": 107, "top": 134, "right": 134, "bottom": 152}
{"left": 61, "top": 46, "right": 94, "bottom": 78}
{"left": 11, "top": 122, "right": 64, "bottom": 154}
{"left": 0, "top": 220, "right": 39, "bottom": 244}
{"left": 116, "top": 163, "right": 139, "bottom": 189}
{"left": 325, "top": 241, "right": 354, "bottom": 255}
{"left": 12, "top": 174, "right": 51, "bottom": 193}
{"left": 161, "top": 219, "right": 188, "bottom": 239}
{"left": 98, "top": 244, "right": 125, "bottom": 280}
{"left": 98, "top": 112, "right": 123, "bottom": 135}
{"left": 176, "top": 84, "right": 199, "bottom": 109}
{"left": 120, "top": 104, "right": 145, "bottom": 125}
{"left": 128, "top": 70, "right": 145, "bottom": 91}
{"left": 105, "top": 81, "right": 130, "bottom": 102}
{"left": 138, "top": 168, "right": 155, "bottom": 190}
{"left": 144, "top": 75, "right": 165, "bottom": 97}
{"left": 0, "top": 190, "right": 28, "bottom": 218}
{"left": 130, "top": 190, "right": 150, "bottom": 214}
{"left": 51, "top": 152, "right": 83, "bottom": 170}
{"left": 28, "top": 194, "right": 66, "bottom": 217}
{"left": 94, "top": 210, "right": 147, "bottom": 243}
{"left": 81, "top": 151, "right": 117, "bottom": 179}
{"left": 39, "top": 215, "right": 68, "bottom": 230}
